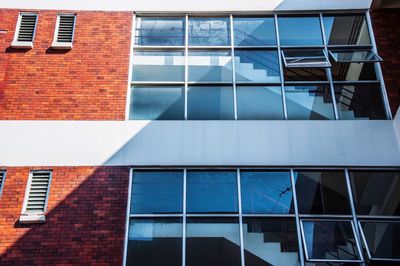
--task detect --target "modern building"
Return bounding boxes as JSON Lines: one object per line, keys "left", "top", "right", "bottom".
{"left": 0, "top": 0, "right": 400, "bottom": 265}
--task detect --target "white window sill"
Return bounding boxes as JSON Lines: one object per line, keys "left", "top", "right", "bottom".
{"left": 51, "top": 42, "right": 72, "bottom": 50}
{"left": 19, "top": 213, "right": 46, "bottom": 224}
{"left": 11, "top": 41, "right": 33, "bottom": 49}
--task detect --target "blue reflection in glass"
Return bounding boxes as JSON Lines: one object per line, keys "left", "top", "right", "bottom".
{"left": 188, "top": 51, "right": 232, "bottom": 82}
{"left": 135, "top": 17, "right": 185, "bottom": 46}
{"left": 234, "top": 17, "right": 276, "bottom": 46}
{"left": 189, "top": 17, "right": 231, "bottom": 46}
{"left": 278, "top": 17, "right": 323, "bottom": 46}
{"left": 187, "top": 171, "right": 238, "bottom": 213}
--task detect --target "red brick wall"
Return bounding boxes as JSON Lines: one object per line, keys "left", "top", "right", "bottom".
{"left": 0, "top": 10, "right": 132, "bottom": 120}
{"left": 371, "top": 9, "right": 400, "bottom": 116}
{"left": 0, "top": 166, "right": 130, "bottom": 265}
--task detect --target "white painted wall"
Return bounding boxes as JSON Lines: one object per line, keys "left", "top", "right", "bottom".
{"left": 0, "top": 120, "right": 399, "bottom": 167}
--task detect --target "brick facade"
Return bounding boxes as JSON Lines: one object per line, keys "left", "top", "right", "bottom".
{"left": 0, "top": 10, "right": 132, "bottom": 120}
{"left": 0, "top": 166, "right": 130, "bottom": 265}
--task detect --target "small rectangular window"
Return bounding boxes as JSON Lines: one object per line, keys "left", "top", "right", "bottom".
{"left": 11, "top": 13, "right": 38, "bottom": 49}
{"left": 0, "top": 171, "right": 6, "bottom": 198}
{"left": 51, "top": 14, "right": 76, "bottom": 49}
{"left": 329, "top": 50, "right": 382, "bottom": 63}
{"left": 282, "top": 50, "right": 331, "bottom": 68}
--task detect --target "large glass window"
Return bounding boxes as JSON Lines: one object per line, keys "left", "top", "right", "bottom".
{"left": 278, "top": 17, "right": 323, "bottom": 46}
{"left": 188, "top": 51, "right": 232, "bottom": 82}
{"left": 233, "top": 17, "right": 276, "bottom": 46}
{"left": 189, "top": 17, "right": 231, "bottom": 46}
{"left": 135, "top": 17, "right": 185, "bottom": 46}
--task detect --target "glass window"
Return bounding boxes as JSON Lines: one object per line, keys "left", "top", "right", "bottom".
{"left": 349, "top": 171, "right": 400, "bottom": 216}
{"left": 187, "top": 86, "right": 235, "bottom": 120}
{"left": 188, "top": 51, "right": 232, "bottom": 82}
{"left": 235, "top": 50, "right": 281, "bottom": 83}
{"left": 360, "top": 221, "right": 400, "bottom": 260}
{"left": 329, "top": 50, "right": 382, "bottom": 63}
{"left": 130, "top": 171, "right": 183, "bottom": 214}
{"left": 233, "top": 17, "right": 276, "bottom": 46}
{"left": 243, "top": 218, "right": 300, "bottom": 266}
{"left": 129, "top": 86, "right": 185, "bottom": 120}
{"left": 331, "top": 62, "right": 377, "bottom": 82}
{"left": 301, "top": 220, "right": 361, "bottom": 261}
{"left": 323, "top": 15, "right": 371, "bottom": 46}
{"left": 127, "top": 218, "right": 182, "bottom": 266}
{"left": 135, "top": 17, "right": 185, "bottom": 46}
{"left": 293, "top": 171, "right": 351, "bottom": 215}
{"left": 189, "top": 17, "right": 231, "bottom": 46}
{"left": 186, "top": 171, "right": 238, "bottom": 213}
{"left": 285, "top": 85, "right": 335, "bottom": 120}
{"left": 284, "top": 67, "right": 327, "bottom": 82}
{"left": 132, "top": 51, "right": 185, "bottom": 82}
{"left": 282, "top": 50, "right": 331, "bottom": 68}
{"left": 186, "top": 218, "right": 241, "bottom": 266}
{"left": 237, "top": 86, "right": 284, "bottom": 120}
{"left": 240, "top": 171, "right": 294, "bottom": 214}
{"left": 334, "top": 84, "right": 387, "bottom": 120}
{"left": 278, "top": 17, "right": 323, "bottom": 46}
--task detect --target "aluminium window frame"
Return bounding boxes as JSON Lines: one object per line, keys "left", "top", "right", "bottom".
{"left": 0, "top": 170, "right": 6, "bottom": 198}
{"left": 51, "top": 13, "right": 76, "bottom": 49}
{"left": 328, "top": 49, "right": 382, "bottom": 63}
{"left": 11, "top": 12, "right": 38, "bottom": 49}
{"left": 281, "top": 49, "right": 331, "bottom": 68}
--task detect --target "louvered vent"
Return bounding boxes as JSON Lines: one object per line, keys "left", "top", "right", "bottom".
{"left": 56, "top": 15, "right": 75, "bottom": 43}
{"left": 16, "top": 14, "right": 37, "bottom": 42}
{"left": 25, "top": 171, "right": 51, "bottom": 214}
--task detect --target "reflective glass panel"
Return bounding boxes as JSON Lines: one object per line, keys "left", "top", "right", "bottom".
{"left": 294, "top": 171, "right": 351, "bottom": 215}
{"left": 127, "top": 218, "right": 182, "bottom": 266}
{"left": 237, "top": 86, "right": 284, "bottom": 120}
{"left": 233, "top": 17, "right": 276, "bottom": 46}
{"left": 323, "top": 15, "right": 371, "bottom": 46}
{"left": 243, "top": 218, "right": 300, "bottom": 266}
{"left": 186, "top": 171, "right": 238, "bottom": 213}
{"left": 189, "top": 17, "right": 230, "bottom": 46}
{"left": 240, "top": 171, "right": 294, "bottom": 214}
{"left": 132, "top": 51, "right": 185, "bottom": 82}
{"left": 334, "top": 84, "right": 387, "bottom": 120}
{"left": 349, "top": 171, "right": 400, "bottom": 216}
{"left": 130, "top": 171, "right": 183, "bottom": 214}
{"left": 235, "top": 50, "right": 280, "bottom": 82}
{"left": 282, "top": 50, "right": 330, "bottom": 68}
{"left": 329, "top": 50, "right": 382, "bottom": 63}
{"left": 188, "top": 51, "right": 232, "bottom": 82}
{"left": 278, "top": 17, "right": 323, "bottom": 46}
{"left": 186, "top": 218, "right": 241, "bottom": 266}
{"left": 302, "top": 220, "right": 361, "bottom": 261}
{"left": 285, "top": 85, "right": 335, "bottom": 120}
{"left": 331, "top": 62, "right": 377, "bottom": 82}
{"left": 284, "top": 67, "right": 327, "bottom": 81}
{"left": 135, "top": 17, "right": 185, "bottom": 46}
{"left": 129, "top": 86, "right": 185, "bottom": 120}
{"left": 187, "top": 86, "right": 234, "bottom": 120}
{"left": 360, "top": 221, "right": 400, "bottom": 260}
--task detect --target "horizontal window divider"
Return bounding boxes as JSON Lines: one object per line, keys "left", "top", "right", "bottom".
{"left": 129, "top": 214, "right": 184, "bottom": 218}
{"left": 306, "top": 259, "right": 363, "bottom": 263}
{"left": 187, "top": 82, "right": 233, "bottom": 86}
{"left": 280, "top": 45, "right": 325, "bottom": 50}
{"left": 368, "top": 258, "right": 400, "bottom": 262}
{"left": 134, "top": 11, "right": 367, "bottom": 17}
{"left": 186, "top": 213, "right": 239, "bottom": 217}
{"left": 300, "top": 217, "right": 354, "bottom": 222}
{"left": 332, "top": 80, "right": 381, "bottom": 84}
{"left": 241, "top": 214, "right": 296, "bottom": 217}
{"left": 234, "top": 46, "right": 278, "bottom": 50}
{"left": 284, "top": 81, "right": 330, "bottom": 85}
{"left": 132, "top": 45, "right": 185, "bottom": 50}
{"left": 299, "top": 214, "right": 353, "bottom": 219}
{"left": 131, "top": 81, "right": 185, "bottom": 85}
{"left": 357, "top": 216, "right": 400, "bottom": 220}
{"left": 327, "top": 44, "right": 374, "bottom": 49}
{"left": 188, "top": 46, "right": 231, "bottom": 50}
{"left": 235, "top": 82, "right": 282, "bottom": 86}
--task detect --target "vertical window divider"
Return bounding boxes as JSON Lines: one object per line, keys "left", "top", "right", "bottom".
{"left": 274, "top": 14, "right": 288, "bottom": 120}
{"left": 125, "top": 13, "right": 136, "bottom": 121}
{"left": 290, "top": 169, "right": 305, "bottom": 266}
{"left": 319, "top": 13, "right": 339, "bottom": 120}
{"left": 184, "top": 15, "right": 189, "bottom": 120}
{"left": 182, "top": 169, "right": 187, "bottom": 266}
{"left": 230, "top": 15, "right": 238, "bottom": 120}
{"left": 236, "top": 169, "right": 245, "bottom": 266}
{"left": 123, "top": 168, "right": 134, "bottom": 266}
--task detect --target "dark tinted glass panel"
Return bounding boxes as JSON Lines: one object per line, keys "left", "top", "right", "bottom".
{"left": 237, "top": 86, "right": 284, "bottom": 120}
{"left": 285, "top": 85, "right": 335, "bottom": 120}
{"left": 243, "top": 218, "right": 300, "bottom": 266}
{"left": 132, "top": 51, "right": 185, "bottom": 82}
{"left": 235, "top": 50, "right": 280, "bottom": 82}
{"left": 233, "top": 17, "right": 276, "bottom": 46}
{"left": 360, "top": 221, "right": 400, "bottom": 260}
{"left": 130, "top": 171, "right": 183, "bottom": 214}
{"left": 187, "top": 86, "right": 234, "bottom": 120}
{"left": 278, "top": 17, "right": 323, "bottom": 46}
{"left": 284, "top": 67, "right": 327, "bottom": 81}
{"left": 129, "top": 86, "right": 185, "bottom": 120}
{"left": 323, "top": 15, "right": 371, "bottom": 46}
{"left": 331, "top": 62, "right": 377, "bottom": 82}
{"left": 302, "top": 220, "right": 360, "bottom": 261}
{"left": 188, "top": 51, "right": 232, "bottom": 82}
{"left": 135, "top": 17, "right": 185, "bottom": 46}
{"left": 127, "top": 218, "right": 182, "bottom": 266}
{"left": 334, "top": 84, "right": 387, "bottom": 120}
{"left": 294, "top": 171, "right": 351, "bottom": 214}
{"left": 186, "top": 218, "right": 241, "bottom": 266}
{"left": 189, "top": 17, "right": 230, "bottom": 46}
{"left": 241, "top": 171, "right": 294, "bottom": 214}
{"left": 186, "top": 171, "right": 238, "bottom": 213}
{"left": 349, "top": 171, "right": 400, "bottom": 216}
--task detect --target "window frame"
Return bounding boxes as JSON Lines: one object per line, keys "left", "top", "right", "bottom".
{"left": 0, "top": 170, "right": 6, "bottom": 198}
{"left": 51, "top": 13, "right": 76, "bottom": 49}
{"left": 329, "top": 49, "right": 382, "bottom": 63}
{"left": 11, "top": 12, "right": 38, "bottom": 49}
{"left": 281, "top": 49, "right": 331, "bottom": 68}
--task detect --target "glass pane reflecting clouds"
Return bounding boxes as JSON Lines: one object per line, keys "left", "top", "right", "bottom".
{"left": 135, "top": 17, "right": 185, "bottom": 46}
{"left": 189, "top": 17, "right": 231, "bottom": 46}
{"left": 233, "top": 17, "right": 276, "bottom": 46}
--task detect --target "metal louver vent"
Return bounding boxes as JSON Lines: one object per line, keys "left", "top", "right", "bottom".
{"left": 16, "top": 14, "right": 37, "bottom": 42}
{"left": 56, "top": 15, "right": 75, "bottom": 43}
{"left": 25, "top": 171, "right": 51, "bottom": 214}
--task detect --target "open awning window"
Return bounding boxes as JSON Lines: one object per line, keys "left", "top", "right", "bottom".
{"left": 329, "top": 49, "right": 382, "bottom": 63}
{"left": 281, "top": 49, "right": 331, "bottom": 68}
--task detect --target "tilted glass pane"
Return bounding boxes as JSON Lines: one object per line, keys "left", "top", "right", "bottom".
{"left": 130, "top": 171, "right": 183, "bottom": 214}
{"left": 233, "top": 17, "right": 276, "bottom": 46}
{"left": 349, "top": 171, "right": 400, "bottom": 215}
{"left": 135, "top": 17, "right": 185, "bottom": 46}
{"left": 302, "top": 220, "right": 361, "bottom": 261}
{"left": 132, "top": 51, "right": 185, "bottom": 82}
{"left": 186, "top": 171, "right": 238, "bottom": 213}
{"left": 285, "top": 85, "right": 335, "bottom": 120}
{"left": 127, "top": 218, "right": 182, "bottom": 266}
{"left": 329, "top": 50, "right": 382, "bottom": 63}
{"left": 129, "top": 86, "right": 185, "bottom": 120}
{"left": 283, "top": 50, "right": 330, "bottom": 68}
{"left": 235, "top": 50, "right": 281, "bottom": 82}
{"left": 187, "top": 86, "right": 235, "bottom": 120}
{"left": 237, "top": 86, "right": 284, "bottom": 120}
{"left": 188, "top": 51, "right": 232, "bottom": 82}
{"left": 334, "top": 84, "right": 387, "bottom": 120}
{"left": 189, "top": 17, "right": 231, "bottom": 46}
{"left": 186, "top": 218, "right": 241, "bottom": 266}
{"left": 331, "top": 61, "right": 377, "bottom": 82}
{"left": 360, "top": 221, "right": 400, "bottom": 260}
{"left": 293, "top": 171, "right": 351, "bottom": 215}
{"left": 241, "top": 171, "right": 294, "bottom": 214}
{"left": 243, "top": 218, "right": 300, "bottom": 266}
{"left": 278, "top": 17, "right": 323, "bottom": 46}
{"left": 323, "top": 15, "right": 371, "bottom": 46}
